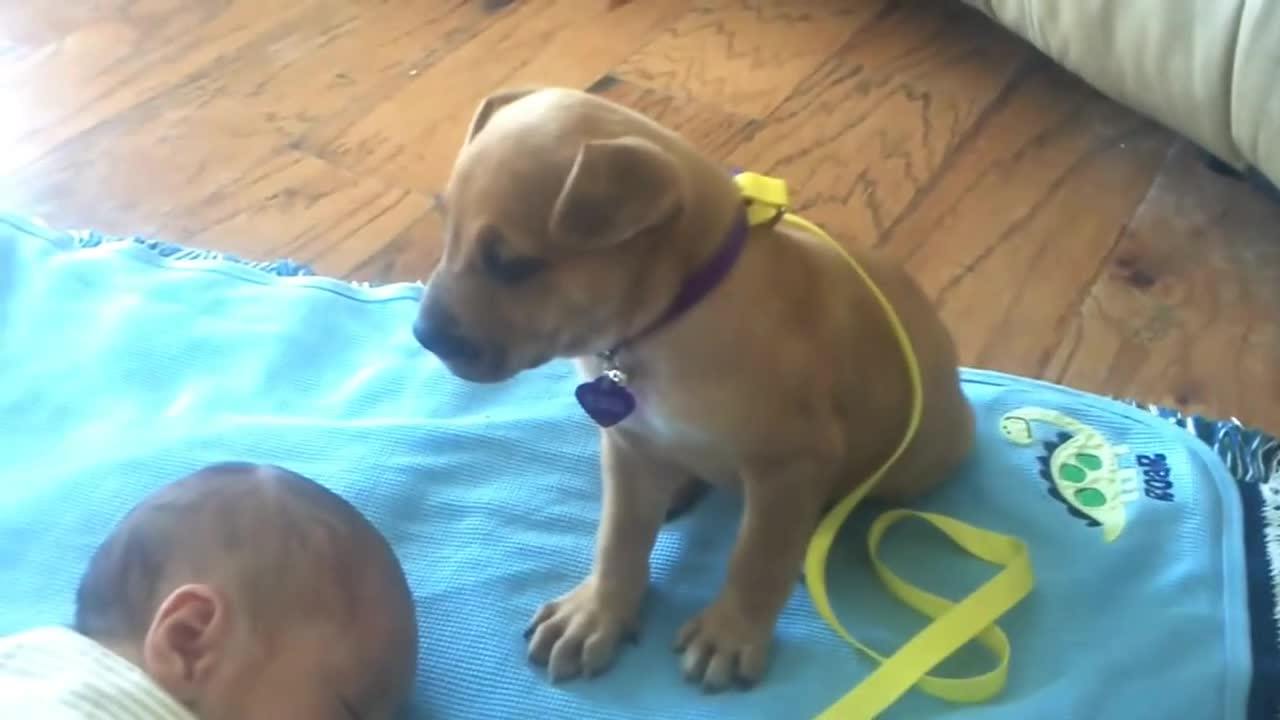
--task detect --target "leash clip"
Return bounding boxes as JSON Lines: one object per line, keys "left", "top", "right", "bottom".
{"left": 734, "top": 171, "right": 792, "bottom": 228}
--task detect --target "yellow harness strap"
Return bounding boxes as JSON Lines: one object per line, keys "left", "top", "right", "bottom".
{"left": 733, "top": 172, "right": 1035, "bottom": 719}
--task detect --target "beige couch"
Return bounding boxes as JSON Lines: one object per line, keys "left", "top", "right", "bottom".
{"left": 962, "top": 0, "right": 1280, "bottom": 189}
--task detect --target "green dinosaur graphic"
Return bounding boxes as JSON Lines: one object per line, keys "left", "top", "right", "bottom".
{"left": 1000, "top": 406, "right": 1140, "bottom": 542}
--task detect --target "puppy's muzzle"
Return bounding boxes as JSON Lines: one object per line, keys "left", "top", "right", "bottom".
{"left": 413, "top": 308, "right": 481, "bottom": 365}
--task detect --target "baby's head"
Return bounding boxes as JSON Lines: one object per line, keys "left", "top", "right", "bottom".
{"left": 73, "top": 462, "right": 418, "bottom": 720}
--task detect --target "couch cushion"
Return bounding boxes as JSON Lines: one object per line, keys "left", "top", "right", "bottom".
{"left": 1232, "top": 0, "right": 1280, "bottom": 187}
{"left": 963, "top": 0, "right": 1279, "bottom": 186}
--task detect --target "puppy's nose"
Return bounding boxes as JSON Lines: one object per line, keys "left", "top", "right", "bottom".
{"left": 413, "top": 315, "right": 480, "bottom": 363}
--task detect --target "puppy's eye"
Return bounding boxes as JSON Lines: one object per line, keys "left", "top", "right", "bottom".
{"left": 479, "top": 227, "right": 547, "bottom": 285}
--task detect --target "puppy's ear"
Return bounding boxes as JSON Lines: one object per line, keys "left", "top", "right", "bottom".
{"left": 464, "top": 87, "right": 540, "bottom": 144}
{"left": 549, "top": 136, "right": 684, "bottom": 249}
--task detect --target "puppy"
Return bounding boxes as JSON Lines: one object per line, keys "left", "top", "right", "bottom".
{"left": 413, "top": 87, "right": 975, "bottom": 691}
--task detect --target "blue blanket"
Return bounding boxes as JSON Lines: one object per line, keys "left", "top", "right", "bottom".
{"left": 0, "top": 214, "right": 1276, "bottom": 719}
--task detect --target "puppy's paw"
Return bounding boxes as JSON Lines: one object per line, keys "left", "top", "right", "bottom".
{"left": 525, "top": 580, "right": 637, "bottom": 683}
{"left": 675, "top": 599, "right": 772, "bottom": 692}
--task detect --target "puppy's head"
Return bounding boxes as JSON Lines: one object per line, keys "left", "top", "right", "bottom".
{"left": 414, "top": 88, "right": 689, "bottom": 383}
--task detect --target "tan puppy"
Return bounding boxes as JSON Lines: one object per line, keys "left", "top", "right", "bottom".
{"left": 412, "top": 87, "right": 975, "bottom": 691}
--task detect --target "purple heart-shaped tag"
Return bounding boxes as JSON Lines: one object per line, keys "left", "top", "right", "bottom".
{"left": 575, "top": 375, "right": 636, "bottom": 427}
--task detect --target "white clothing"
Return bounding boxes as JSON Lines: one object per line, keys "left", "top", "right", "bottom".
{"left": 0, "top": 626, "right": 196, "bottom": 719}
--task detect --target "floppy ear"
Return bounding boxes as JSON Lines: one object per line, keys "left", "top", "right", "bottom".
{"left": 464, "top": 87, "right": 540, "bottom": 144}
{"left": 549, "top": 136, "right": 684, "bottom": 249}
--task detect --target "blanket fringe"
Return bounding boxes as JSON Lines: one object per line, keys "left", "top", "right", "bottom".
{"left": 65, "top": 229, "right": 317, "bottom": 279}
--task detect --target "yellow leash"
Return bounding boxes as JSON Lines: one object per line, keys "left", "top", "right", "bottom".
{"left": 733, "top": 172, "right": 1035, "bottom": 719}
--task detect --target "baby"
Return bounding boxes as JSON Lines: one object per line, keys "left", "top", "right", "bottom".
{"left": 0, "top": 462, "right": 419, "bottom": 719}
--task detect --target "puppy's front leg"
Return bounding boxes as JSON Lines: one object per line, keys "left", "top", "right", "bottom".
{"left": 526, "top": 431, "right": 682, "bottom": 682}
{"left": 677, "top": 460, "right": 828, "bottom": 691}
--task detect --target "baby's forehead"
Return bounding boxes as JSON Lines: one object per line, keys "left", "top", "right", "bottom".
{"left": 134, "top": 463, "right": 392, "bottom": 605}
{"left": 155, "top": 463, "right": 361, "bottom": 534}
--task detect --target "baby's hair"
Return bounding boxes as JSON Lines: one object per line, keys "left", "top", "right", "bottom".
{"left": 73, "top": 462, "right": 407, "bottom": 646}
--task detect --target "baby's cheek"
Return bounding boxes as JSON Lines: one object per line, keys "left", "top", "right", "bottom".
{"left": 196, "top": 660, "right": 295, "bottom": 720}
{"left": 237, "top": 681, "right": 344, "bottom": 720}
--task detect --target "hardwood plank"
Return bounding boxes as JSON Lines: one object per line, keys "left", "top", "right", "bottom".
{"left": 178, "top": 149, "right": 431, "bottom": 281}
{"left": 299, "top": 0, "right": 693, "bottom": 194}
{"left": 0, "top": 0, "right": 172, "bottom": 48}
{"left": 0, "top": 0, "right": 309, "bottom": 174}
{"left": 0, "top": 101, "right": 430, "bottom": 280}
{"left": 345, "top": 209, "right": 445, "bottom": 285}
{"left": 725, "top": 0, "right": 1032, "bottom": 248}
{"left": 612, "top": 0, "right": 877, "bottom": 117}
{"left": 884, "top": 60, "right": 1174, "bottom": 393}
{"left": 586, "top": 74, "right": 757, "bottom": 159}
{"left": 173, "top": 0, "right": 503, "bottom": 142}
{"left": 1046, "top": 141, "right": 1280, "bottom": 431}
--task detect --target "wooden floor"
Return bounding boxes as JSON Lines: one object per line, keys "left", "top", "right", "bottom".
{"left": 3, "top": 0, "right": 1279, "bottom": 431}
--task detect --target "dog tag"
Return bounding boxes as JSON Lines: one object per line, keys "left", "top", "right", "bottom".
{"left": 575, "top": 375, "right": 635, "bottom": 427}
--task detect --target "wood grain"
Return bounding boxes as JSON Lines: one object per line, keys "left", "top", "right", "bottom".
{"left": 299, "top": 0, "right": 694, "bottom": 193}
{"left": 0, "top": 98, "right": 431, "bottom": 279}
{"left": 158, "top": 0, "right": 505, "bottom": 143}
{"left": 1047, "top": 141, "right": 1280, "bottom": 429}
{"left": 588, "top": 74, "right": 757, "bottom": 159}
{"left": 0, "top": 0, "right": 307, "bottom": 174}
{"left": 888, "top": 59, "right": 1175, "bottom": 379}
{"left": 723, "top": 0, "right": 1033, "bottom": 248}
{"left": 613, "top": 0, "right": 880, "bottom": 117}
{"left": 2, "top": 0, "right": 1278, "bottom": 430}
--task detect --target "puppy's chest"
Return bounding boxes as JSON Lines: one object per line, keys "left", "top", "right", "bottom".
{"left": 579, "top": 355, "right": 786, "bottom": 481}
{"left": 617, "top": 376, "right": 744, "bottom": 481}
{"left": 623, "top": 393, "right": 708, "bottom": 444}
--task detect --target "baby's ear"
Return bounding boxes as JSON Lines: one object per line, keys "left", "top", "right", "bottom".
{"left": 142, "top": 584, "right": 230, "bottom": 701}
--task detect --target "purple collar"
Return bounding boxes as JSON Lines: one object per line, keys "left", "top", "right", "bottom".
{"left": 611, "top": 209, "right": 749, "bottom": 355}
{"left": 575, "top": 209, "right": 750, "bottom": 427}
